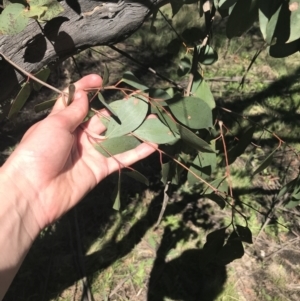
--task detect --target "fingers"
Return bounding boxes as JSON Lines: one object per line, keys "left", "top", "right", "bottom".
{"left": 51, "top": 74, "right": 102, "bottom": 113}
{"left": 81, "top": 109, "right": 110, "bottom": 134}
{"left": 106, "top": 142, "right": 158, "bottom": 175}
{"left": 48, "top": 74, "right": 103, "bottom": 133}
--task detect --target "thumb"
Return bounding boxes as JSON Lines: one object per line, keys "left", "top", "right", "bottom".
{"left": 51, "top": 90, "right": 89, "bottom": 133}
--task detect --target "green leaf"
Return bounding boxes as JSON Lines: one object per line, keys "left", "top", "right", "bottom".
{"left": 0, "top": 3, "right": 28, "bottom": 35}
{"left": 34, "top": 99, "right": 56, "bottom": 112}
{"left": 155, "top": 107, "right": 179, "bottom": 136}
{"left": 191, "top": 72, "right": 215, "bottom": 109}
{"left": 161, "top": 160, "right": 183, "bottom": 185}
{"left": 133, "top": 118, "right": 179, "bottom": 144}
{"left": 235, "top": 225, "right": 253, "bottom": 243}
{"left": 168, "top": 94, "right": 213, "bottom": 129}
{"left": 149, "top": 88, "right": 172, "bottom": 101}
{"left": 122, "top": 71, "right": 148, "bottom": 91}
{"left": 106, "top": 96, "right": 149, "bottom": 138}
{"left": 198, "top": 45, "right": 218, "bottom": 65}
{"left": 98, "top": 92, "right": 118, "bottom": 118}
{"left": 204, "top": 193, "right": 226, "bottom": 209}
{"left": 112, "top": 174, "right": 121, "bottom": 210}
{"left": 177, "top": 56, "right": 191, "bottom": 77}
{"left": 83, "top": 109, "right": 96, "bottom": 123}
{"left": 95, "top": 136, "right": 141, "bottom": 158}
{"left": 102, "top": 63, "right": 109, "bottom": 87}
{"left": 260, "top": 0, "right": 282, "bottom": 44}
{"left": 204, "top": 177, "right": 228, "bottom": 194}
{"left": 253, "top": 148, "right": 277, "bottom": 176}
{"left": 277, "top": 177, "right": 299, "bottom": 199}
{"left": 8, "top": 82, "right": 32, "bottom": 119}
{"left": 267, "top": 10, "right": 282, "bottom": 45}
{"left": 227, "top": 126, "right": 256, "bottom": 165}
{"left": 285, "top": 198, "right": 300, "bottom": 209}
{"left": 161, "top": 161, "right": 174, "bottom": 185}
{"left": 226, "top": 0, "right": 259, "bottom": 38}
{"left": 37, "top": 0, "right": 64, "bottom": 22}
{"left": 187, "top": 152, "right": 216, "bottom": 186}
{"left": 123, "top": 170, "right": 149, "bottom": 186}
{"left": 22, "top": 5, "right": 48, "bottom": 20}
{"left": 288, "top": 1, "right": 300, "bottom": 43}
{"left": 219, "top": 0, "right": 238, "bottom": 9}
{"left": 32, "top": 68, "right": 51, "bottom": 91}
{"left": 177, "top": 124, "right": 215, "bottom": 153}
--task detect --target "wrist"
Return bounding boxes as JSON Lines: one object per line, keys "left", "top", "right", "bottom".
{"left": 0, "top": 169, "right": 42, "bottom": 300}
{"left": 0, "top": 169, "right": 42, "bottom": 239}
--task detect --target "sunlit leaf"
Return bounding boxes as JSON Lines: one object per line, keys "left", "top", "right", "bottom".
{"left": 133, "top": 118, "right": 179, "bottom": 144}
{"left": 106, "top": 96, "right": 149, "bottom": 138}
{"left": 0, "top": 3, "right": 28, "bottom": 35}
{"left": 8, "top": 82, "right": 32, "bottom": 119}
{"left": 38, "top": 0, "right": 64, "bottom": 22}
{"left": 253, "top": 148, "right": 277, "bottom": 175}
{"left": 168, "top": 95, "right": 213, "bottom": 129}
{"left": 260, "top": 3, "right": 281, "bottom": 45}
{"left": 122, "top": 71, "right": 148, "bottom": 91}
{"left": 95, "top": 136, "right": 141, "bottom": 157}
{"left": 22, "top": 5, "right": 48, "bottom": 20}
{"left": 288, "top": 1, "right": 300, "bottom": 43}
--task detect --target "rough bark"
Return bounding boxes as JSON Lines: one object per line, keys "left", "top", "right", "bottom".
{"left": 0, "top": 0, "right": 166, "bottom": 104}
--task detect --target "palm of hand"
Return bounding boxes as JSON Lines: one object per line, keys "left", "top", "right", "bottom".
{"left": 1, "top": 75, "right": 155, "bottom": 228}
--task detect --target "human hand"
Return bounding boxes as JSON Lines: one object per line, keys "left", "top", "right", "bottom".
{"left": 0, "top": 74, "right": 156, "bottom": 230}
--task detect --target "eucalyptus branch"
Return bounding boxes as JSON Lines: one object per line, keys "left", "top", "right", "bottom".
{"left": 0, "top": 52, "right": 67, "bottom": 98}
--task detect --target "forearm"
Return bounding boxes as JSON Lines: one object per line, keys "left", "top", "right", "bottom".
{"left": 0, "top": 172, "right": 41, "bottom": 300}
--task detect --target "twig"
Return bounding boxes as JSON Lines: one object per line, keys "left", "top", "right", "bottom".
{"left": 0, "top": 52, "right": 66, "bottom": 98}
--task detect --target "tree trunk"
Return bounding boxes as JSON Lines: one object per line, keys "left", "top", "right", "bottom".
{"left": 0, "top": 0, "right": 166, "bottom": 104}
